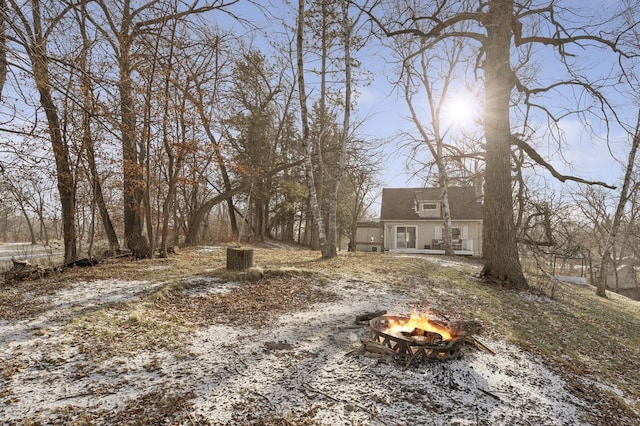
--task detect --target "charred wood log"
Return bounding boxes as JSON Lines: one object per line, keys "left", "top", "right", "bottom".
{"left": 360, "top": 338, "right": 396, "bottom": 356}
{"left": 401, "top": 328, "right": 443, "bottom": 344}
{"left": 64, "top": 257, "right": 102, "bottom": 268}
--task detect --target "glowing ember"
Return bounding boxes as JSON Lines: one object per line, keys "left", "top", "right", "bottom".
{"left": 384, "top": 309, "right": 453, "bottom": 341}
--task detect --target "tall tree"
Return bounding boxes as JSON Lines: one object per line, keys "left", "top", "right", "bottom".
{"left": 480, "top": 0, "right": 524, "bottom": 286}
{"left": 228, "top": 50, "right": 283, "bottom": 242}
{"left": 296, "top": 0, "right": 365, "bottom": 257}
{"left": 595, "top": 111, "right": 640, "bottom": 297}
{"left": 180, "top": 30, "right": 240, "bottom": 240}
{"left": 5, "top": 0, "right": 77, "bottom": 262}
{"left": 325, "top": 0, "right": 355, "bottom": 258}
{"left": 390, "top": 28, "right": 474, "bottom": 256}
{"left": 74, "top": 3, "right": 120, "bottom": 255}
{"left": 361, "top": 0, "right": 625, "bottom": 289}
{"left": 296, "top": 0, "right": 329, "bottom": 256}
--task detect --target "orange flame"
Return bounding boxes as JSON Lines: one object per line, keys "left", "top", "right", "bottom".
{"left": 385, "top": 309, "right": 453, "bottom": 341}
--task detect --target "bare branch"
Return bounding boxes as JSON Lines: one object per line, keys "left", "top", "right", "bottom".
{"left": 510, "top": 136, "right": 616, "bottom": 189}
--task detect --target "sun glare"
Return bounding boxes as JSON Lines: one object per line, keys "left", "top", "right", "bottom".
{"left": 443, "top": 92, "right": 479, "bottom": 128}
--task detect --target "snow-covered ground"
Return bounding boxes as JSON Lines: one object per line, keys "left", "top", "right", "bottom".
{"left": 1, "top": 268, "right": 614, "bottom": 425}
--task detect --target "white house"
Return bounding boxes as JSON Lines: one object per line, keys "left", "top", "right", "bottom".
{"left": 355, "top": 186, "right": 484, "bottom": 256}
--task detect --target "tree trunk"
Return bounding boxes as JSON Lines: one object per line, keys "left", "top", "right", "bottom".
{"left": 116, "top": 6, "right": 143, "bottom": 242}
{"left": 188, "top": 85, "right": 239, "bottom": 238}
{"left": 441, "top": 185, "right": 455, "bottom": 256}
{"left": 326, "top": 2, "right": 354, "bottom": 259}
{"left": 14, "top": 195, "right": 36, "bottom": 245}
{"left": 77, "top": 4, "right": 119, "bottom": 255}
{"left": 30, "top": 0, "right": 76, "bottom": 263}
{"left": 160, "top": 85, "right": 184, "bottom": 257}
{"left": 297, "top": 0, "right": 329, "bottom": 257}
{"left": 0, "top": 0, "right": 7, "bottom": 97}
{"left": 595, "top": 108, "right": 640, "bottom": 297}
{"left": 479, "top": 0, "right": 527, "bottom": 289}
{"left": 226, "top": 247, "right": 253, "bottom": 271}
{"left": 183, "top": 160, "right": 303, "bottom": 245}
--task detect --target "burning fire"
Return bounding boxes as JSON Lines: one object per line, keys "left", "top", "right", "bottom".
{"left": 385, "top": 309, "right": 453, "bottom": 341}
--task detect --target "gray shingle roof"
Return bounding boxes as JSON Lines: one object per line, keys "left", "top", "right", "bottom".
{"left": 380, "top": 187, "right": 484, "bottom": 221}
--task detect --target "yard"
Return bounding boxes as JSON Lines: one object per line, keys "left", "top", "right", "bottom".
{"left": 1, "top": 244, "right": 639, "bottom": 425}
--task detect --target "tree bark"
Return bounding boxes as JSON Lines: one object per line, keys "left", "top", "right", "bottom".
{"left": 28, "top": 0, "right": 77, "bottom": 263}
{"left": 296, "top": 0, "right": 329, "bottom": 257}
{"left": 0, "top": 0, "right": 7, "bottom": 97}
{"left": 117, "top": 9, "right": 144, "bottom": 241}
{"left": 226, "top": 247, "right": 253, "bottom": 271}
{"left": 479, "top": 0, "right": 527, "bottom": 289}
{"left": 326, "top": 2, "right": 353, "bottom": 259}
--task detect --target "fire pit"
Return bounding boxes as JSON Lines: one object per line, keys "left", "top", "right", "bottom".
{"left": 368, "top": 310, "right": 482, "bottom": 361}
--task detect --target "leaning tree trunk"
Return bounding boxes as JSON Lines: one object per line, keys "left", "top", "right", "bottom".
{"left": 479, "top": 0, "right": 527, "bottom": 289}
{"left": 595, "top": 108, "right": 640, "bottom": 297}
{"left": 14, "top": 195, "right": 37, "bottom": 245}
{"left": 77, "top": 6, "right": 119, "bottom": 255}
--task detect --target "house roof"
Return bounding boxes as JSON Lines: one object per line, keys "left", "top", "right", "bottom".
{"left": 356, "top": 221, "right": 384, "bottom": 228}
{"left": 380, "top": 187, "right": 484, "bottom": 221}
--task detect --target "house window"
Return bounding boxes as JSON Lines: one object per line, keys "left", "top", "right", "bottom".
{"left": 435, "top": 226, "right": 467, "bottom": 240}
{"left": 421, "top": 203, "right": 438, "bottom": 211}
{"left": 396, "top": 226, "right": 416, "bottom": 249}
{"left": 452, "top": 227, "right": 461, "bottom": 240}
{"left": 417, "top": 201, "right": 440, "bottom": 218}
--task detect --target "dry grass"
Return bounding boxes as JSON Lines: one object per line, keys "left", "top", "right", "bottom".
{"left": 2, "top": 244, "right": 640, "bottom": 423}
{"left": 250, "top": 250, "right": 640, "bottom": 416}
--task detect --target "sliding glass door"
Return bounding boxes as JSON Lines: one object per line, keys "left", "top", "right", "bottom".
{"left": 395, "top": 226, "right": 416, "bottom": 249}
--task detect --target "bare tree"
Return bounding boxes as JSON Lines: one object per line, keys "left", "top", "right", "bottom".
{"left": 344, "top": 143, "right": 381, "bottom": 245}
{"left": 296, "top": 0, "right": 329, "bottom": 255}
{"left": 594, "top": 110, "right": 640, "bottom": 297}
{"left": 4, "top": 0, "right": 78, "bottom": 262}
{"left": 179, "top": 30, "right": 240, "bottom": 242}
{"left": 73, "top": 3, "right": 120, "bottom": 256}
{"left": 389, "top": 27, "right": 476, "bottom": 255}
{"left": 85, "top": 0, "right": 239, "bottom": 255}
{"left": 358, "top": 0, "right": 627, "bottom": 289}
{"left": 325, "top": 0, "right": 356, "bottom": 258}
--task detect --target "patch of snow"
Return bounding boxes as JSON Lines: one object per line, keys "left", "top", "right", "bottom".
{"left": 145, "top": 265, "right": 171, "bottom": 271}
{"left": 398, "top": 254, "right": 480, "bottom": 269}
{"left": 520, "top": 292, "right": 557, "bottom": 304}
{"left": 49, "top": 279, "right": 163, "bottom": 311}
{"left": 197, "top": 246, "right": 224, "bottom": 253}
{"left": 554, "top": 275, "right": 588, "bottom": 285}
{"left": 0, "top": 276, "right": 604, "bottom": 424}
